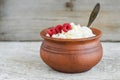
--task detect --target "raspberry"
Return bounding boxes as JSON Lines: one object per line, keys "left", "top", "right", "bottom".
{"left": 47, "top": 29, "right": 53, "bottom": 36}
{"left": 47, "top": 23, "right": 72, "bottom": 37}
{"left": 62, "top": 23, "right": 72, "bottom": 32}
{"left": 55, "top": 25, "right": 63, "bottom": 33}
{"left": 51, "top": 28, "right": 57, "bottom": 34}
{"left": 62, "top": 26, "right": 68, "bottom": 32}
{"left": 47, "top": 27, "right": 57, "bottom": 36}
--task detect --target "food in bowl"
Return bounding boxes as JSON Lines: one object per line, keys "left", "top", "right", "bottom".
{"left": 40, "top": 22, "right": 103, "bottom": 73}
{"left": 46, "top": 22, "right": 95, "bottom": 39}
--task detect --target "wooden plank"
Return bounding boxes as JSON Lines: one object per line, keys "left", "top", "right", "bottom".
{"left": 0, "top": 11, "right": 120, "bottom": 41}
{"left": 0, "top": 42, "right": 120, "bottom": 80}
{"left": 0, "top": 0, "right": 120, "bottom": 41}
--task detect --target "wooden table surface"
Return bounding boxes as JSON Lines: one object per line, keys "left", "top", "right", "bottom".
{"left": 0, "top": 42, "right": 120, "bottom": 80}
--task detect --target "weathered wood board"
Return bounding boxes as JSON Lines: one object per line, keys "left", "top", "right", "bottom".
{"left": 0, "top": 42, "right": 120, "bottom": 80}
{"left": 0, "top": 0, "right": 120, "bottom": 41}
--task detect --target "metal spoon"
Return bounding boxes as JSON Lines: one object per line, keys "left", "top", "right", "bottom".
{"left": 87, "top": 3, "right": 100, "bottom": 27}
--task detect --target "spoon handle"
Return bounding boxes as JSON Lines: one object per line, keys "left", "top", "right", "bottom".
{"left": 87, "top": 3, "right": 100, "bottom": 27}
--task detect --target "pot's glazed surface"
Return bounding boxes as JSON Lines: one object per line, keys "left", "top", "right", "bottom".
{"left": 40, "top": 28, "right": 103, "bottom": 73}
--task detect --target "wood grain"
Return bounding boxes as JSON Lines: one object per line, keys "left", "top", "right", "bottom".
{"left": 0, "top": 0, "right": 120, "bottom": 41}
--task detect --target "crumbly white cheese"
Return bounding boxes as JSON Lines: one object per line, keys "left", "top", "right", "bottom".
{"left": 47, "top": 22, "right": 95, "bottom": 39}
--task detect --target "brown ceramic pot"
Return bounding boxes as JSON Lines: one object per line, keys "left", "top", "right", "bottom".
{"left": 40, "top": 28, "right": 103, "bottom": 73}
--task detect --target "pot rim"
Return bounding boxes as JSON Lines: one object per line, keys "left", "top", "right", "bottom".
{"left": 40, "top": 27, "right": 102, "bottom": 42}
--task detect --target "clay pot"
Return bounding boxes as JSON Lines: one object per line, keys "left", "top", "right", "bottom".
{"left": 40, "top": 28, "right": 103, "bottom": 73}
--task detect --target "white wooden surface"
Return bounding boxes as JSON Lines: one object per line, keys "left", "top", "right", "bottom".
{"left": 0, "top": 0, "right": 120, "bottom": 41}
{"left": 0, "top": 42, "right": 120, "bottom": 80}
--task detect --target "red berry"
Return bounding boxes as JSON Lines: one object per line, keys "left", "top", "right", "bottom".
{"left": 47, "top": 27, "right": 57, "bottom": 36}
{"left": 62, "top": 23, "right": 72, "bottom": 32}
{"left": 51, "top": 27, "right": 57, "bottom": 34}
{"left": 62, "top": 26, "right": 68, "bottom": 32}
{"left": 47, "top": 29, "right": 53, "bottom": 36}
{"left": 55, "top": 25, "right": 63, "bottom": 33}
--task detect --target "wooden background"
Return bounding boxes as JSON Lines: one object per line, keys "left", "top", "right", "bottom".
{"left": 0, "top": 0, "right": 120, "bottom": 41}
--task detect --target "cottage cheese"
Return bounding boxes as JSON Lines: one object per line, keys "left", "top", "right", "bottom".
{"left": 46, "top": 23, "right": 95, "bottom": 39}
